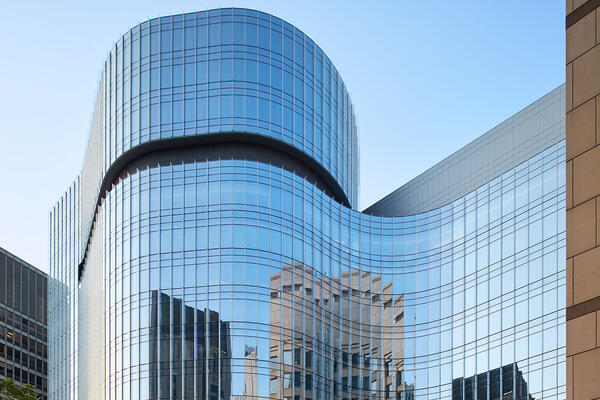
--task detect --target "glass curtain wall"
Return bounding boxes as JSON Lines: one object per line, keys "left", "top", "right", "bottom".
{"left": 49, "top": 8, "right": 565, "bottom": 400}
{"left": 101, "top": 140, "right": 564, "bottom": 399}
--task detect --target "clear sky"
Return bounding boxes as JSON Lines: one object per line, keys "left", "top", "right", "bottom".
{"left": 0, "top": 0, "right": 565, "bottom": 273}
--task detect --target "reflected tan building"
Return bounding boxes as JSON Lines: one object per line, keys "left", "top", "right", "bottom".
{"left": 269, "top": 263, "right": 404, "bottom": 399}
{"left": 233, "top": 346, "right": 259, "bottom": 400}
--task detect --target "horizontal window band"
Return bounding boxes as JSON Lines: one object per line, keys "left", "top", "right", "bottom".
{"left": 116, "top": 142, "right": 338, "bottom": 200}
{"left": 566, "top": 0, "right": 600, "bottom": 29}
{"left": 105, "top": 133, "right": 349, "bottom": 207}
{"left": 566, "top": 295, "right": 600, "bottom": 320}
{"left": 79, "top": 132, "right": 350, "bottom": 282}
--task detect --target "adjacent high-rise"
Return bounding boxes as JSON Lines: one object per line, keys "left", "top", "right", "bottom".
{"left": 0, "top": 246, "right": 48, "bottom": 399}
{"left": 49, "top": 8, "right": 566, "bottom": 399}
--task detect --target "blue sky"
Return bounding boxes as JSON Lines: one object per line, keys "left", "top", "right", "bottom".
{"left": 0, "top": 1, "right": 565, "bottom": 272}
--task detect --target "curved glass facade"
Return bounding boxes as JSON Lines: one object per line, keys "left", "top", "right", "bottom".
{"left": 101, "top": 7, "right": 358, "bottom": 206}
{"left": 49, "top": 8, "right": 565, "bottom": 400}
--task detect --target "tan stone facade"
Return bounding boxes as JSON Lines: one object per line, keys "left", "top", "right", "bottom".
{"left": 566, "top": 1, "right": 600, "bottom": 399}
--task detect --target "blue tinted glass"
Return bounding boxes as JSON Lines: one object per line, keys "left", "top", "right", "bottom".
{"left": 221, "top": 59, "right": 232, "bottom": 81}
{"left": 51, "top": 11, "right": 564, "bottom": 400}
{"left": 221, "top": 22, "right": 232, "bottom": 44}
{"left": 233, "top": 22, "right": 244, "bottom": 44}
{"left": 233, "top": 58, "right": 244, "bottom": 81}
{"left": 161, "top": 30, "right": 171, "bottom": 52}
{"left": 160, "top": 66, "right": 171, "bottom": 88}
{"left": 246, "top": 59, "right": 257, "bottom": 83}
{"left": 173, "top": 65, "right": 183, "bottom": 86}
{"left": 151, "top": 32, "right": 159, "bottom": 54}
{"left": 184, "top": 27, "right": 195, "bottom": 49}
{"left": 173, "top": 29, "right": 183, "bottom": 51}
{"left": 209, "top": 23, "right": 220, "bottom": 46}
{"left": 184, "top": 63, "right": 195, "bottom": 85}
{"left": 197, "top": 25, "right": 208, "bottom": 47}
{"left": 246, "top": 23, "right": 257, "bottom": 46}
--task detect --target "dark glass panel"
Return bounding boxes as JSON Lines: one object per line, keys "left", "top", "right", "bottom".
{"left": 465, "top": 376, "right": 474, "bottom": 400}
{"left": 502, "top": 364, "right": 514, "bottom": 397}
{"left": 0, "top": 254, "right": 5, "bottom": 305}
{"left": 490, "top": 368, "right": 501, "bottom": 400}
{"left": 477, "top": 372, "right": 487, "bottom": 400}
{"left": 7, "top": 259, "right": 13, "bottom": 309}
{"left": 29, "top": 269, "right": 36, "bottom": 322}
{"left": 36, "top": 274, "right": 44, "bottom": 323}
{"left": 13, "top": 262, "right": 21, "bottom": 313}
{"left": 21, "top": 268, "right": 28, "bottom": 319}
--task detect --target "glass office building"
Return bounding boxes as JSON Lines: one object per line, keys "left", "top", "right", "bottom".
{"left": 49, "top": 8, "right": 566, "bottom": 399}
{"left": 0, "top": 246, "right": 48, "bottom": 399}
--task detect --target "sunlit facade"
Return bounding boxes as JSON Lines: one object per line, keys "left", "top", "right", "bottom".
{"left": 49, "top": 8, "right": 566, "bottom": 400}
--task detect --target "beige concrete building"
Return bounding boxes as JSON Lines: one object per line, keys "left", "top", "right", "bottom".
{"left": 566, "top": 0, "right": 600, "bottom": 399}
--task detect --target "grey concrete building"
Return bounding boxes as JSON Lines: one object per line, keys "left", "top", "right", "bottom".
{"left": 0, "top": 246, "right": 48, "bottom": 399}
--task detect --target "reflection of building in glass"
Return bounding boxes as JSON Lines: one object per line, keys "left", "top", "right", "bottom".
{"left": 451, "top": 363, "right": 534, "bottom": 400}
{"left": 269, "top": 263, "right": 405, "bottom": 399}
{"left": 148, "top": 291, "right": 231, "bottom": 399}
{"left": 0, "top": 247, "right": 48, "bottom": 400}
{"left": 48, "top": 8, "right": 566, "bottom": 400}
{"left": 233, "top": 345, "right": 258, "bottom": 400}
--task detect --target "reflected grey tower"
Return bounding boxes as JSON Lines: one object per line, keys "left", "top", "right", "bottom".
{"left": 49, "top": 8, "right": 566, "bottom": 400}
